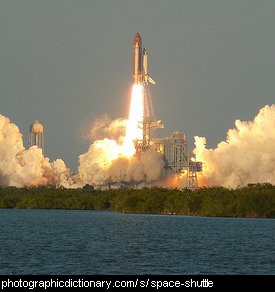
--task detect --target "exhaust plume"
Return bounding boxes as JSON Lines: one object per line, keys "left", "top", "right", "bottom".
{"left": 194, "top": 104, "right": 275, "bottom": 188}
{"left": 78, "top": 145, "right": 164, "bottom": 187}
{"left": 85, "top": 115, "right": 126, "bottom": 143}
{"left": 0, "top": 114, "right": 76, "bottom": 188}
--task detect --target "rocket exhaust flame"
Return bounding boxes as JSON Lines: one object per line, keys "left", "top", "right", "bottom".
{"left": 123, "top": 84, "right": 144, "bottom": 156}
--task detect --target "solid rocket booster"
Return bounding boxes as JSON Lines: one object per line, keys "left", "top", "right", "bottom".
{"left": 132, "top": 33, "right": 156, "bottom": 85}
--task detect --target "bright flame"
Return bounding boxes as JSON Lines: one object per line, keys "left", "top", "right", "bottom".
{"left": 78, "top": 83, "right": 145, "bottom": 185}
{"left": 121, "top": 84, "right": 144, "bottom": 156}
{"left": 89, "top": 84, "right": 144, "bottom": 162}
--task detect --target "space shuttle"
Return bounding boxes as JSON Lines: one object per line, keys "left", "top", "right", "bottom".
{"left": 132, "top": 33, "right": 156, "bottom": 85}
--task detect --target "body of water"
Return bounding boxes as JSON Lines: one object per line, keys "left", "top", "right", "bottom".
{"left": 0, "top": 209, "right": 274, "bottom": 274}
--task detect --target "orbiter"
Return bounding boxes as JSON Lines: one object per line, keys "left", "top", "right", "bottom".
{"left": 132, "top": 33, "right": 155, "bottom": 85}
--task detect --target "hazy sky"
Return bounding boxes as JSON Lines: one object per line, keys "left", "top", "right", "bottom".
{"left": 1, "top": 0, "right": 275, "bottom": 171}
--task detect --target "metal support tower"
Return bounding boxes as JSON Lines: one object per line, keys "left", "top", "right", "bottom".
{"left": 159, "top": 132, "right": 202, "bottom": 189}
{"left": 185, "top": 161, "right": 202, "bottom": 189}
{"left": 135, "top": 84, "right": 164, "bottom": 154}
{"left": 186, "top": 169, "right": 198, "bottom": 189}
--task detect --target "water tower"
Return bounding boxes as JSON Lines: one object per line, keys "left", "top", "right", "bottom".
{"left": 29, "top": 120, "right": 44, "bottom": 154}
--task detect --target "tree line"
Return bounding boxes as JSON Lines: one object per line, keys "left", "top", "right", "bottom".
{"left": 0, "top": 184, "right": 274, "bottom": 218}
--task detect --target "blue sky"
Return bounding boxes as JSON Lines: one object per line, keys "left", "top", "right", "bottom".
{"left": 1, "top": 0, "right": 274, "bottom": 170}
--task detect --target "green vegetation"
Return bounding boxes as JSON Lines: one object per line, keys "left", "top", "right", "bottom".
{"left": 0, "top": 184, "right": 274, "bottom": 218}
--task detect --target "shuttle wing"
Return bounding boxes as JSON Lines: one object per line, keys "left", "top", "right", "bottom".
{"left": 148, "top": 76, "right": 156, "bottom": 85}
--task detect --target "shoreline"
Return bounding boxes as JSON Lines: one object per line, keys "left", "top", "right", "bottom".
{"left": 0, "top": 207, "right": 274, "bottom": 219}
{"left": 0, "top": 185, "right": 274, "bottom": 218}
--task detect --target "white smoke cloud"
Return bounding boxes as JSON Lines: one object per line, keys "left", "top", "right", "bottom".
{"left": 78, "top": 139, "right": 164, "bottom": 187}
{"left": 3, "top": 103, "right": 275, "bottom": 189}
{"left": 84, "top": 115, "right": 127, "bottom": 143}
{"left": 0, "top": 112, "right": 165, "bottom": 189}
{"left": 0, "top": 114, "right": 75, "bottom": 188}
{"left": 194, "top": 104, "right": 275, "bottom": 188}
